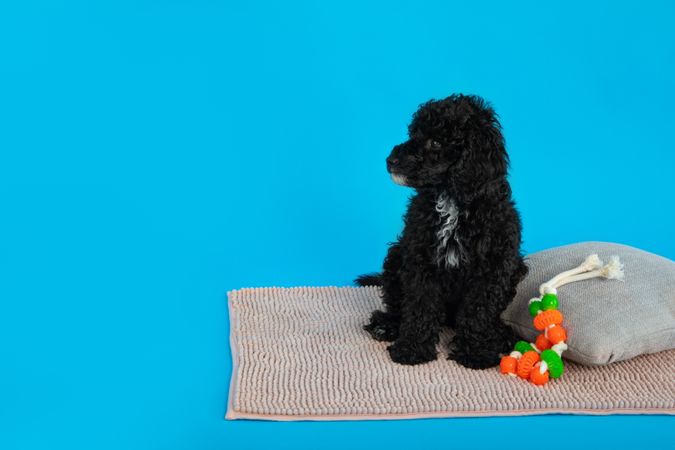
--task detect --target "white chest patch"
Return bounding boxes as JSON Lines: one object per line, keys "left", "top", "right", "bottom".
{"left": 435, "top": 193, "right": 463, "bottom": 268}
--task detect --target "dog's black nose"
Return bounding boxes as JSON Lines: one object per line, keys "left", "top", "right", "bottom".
{"left": 386, "top": 157, "right": 399, "bottom": 170}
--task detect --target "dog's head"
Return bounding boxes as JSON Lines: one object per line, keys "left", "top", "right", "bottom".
{"left": 386, "top": 94, "right": 508, "bottom": 190}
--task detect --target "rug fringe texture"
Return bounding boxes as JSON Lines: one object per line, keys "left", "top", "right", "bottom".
{"left": 226, "top": 286, "right": 675, "bottom": 421}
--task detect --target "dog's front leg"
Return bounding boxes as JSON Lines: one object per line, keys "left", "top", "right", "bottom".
{"left": 387, "top": 269, "right": 444, "bottom": 365}
{"left": 450, "top": 279, "right": 518, "bottom": 369}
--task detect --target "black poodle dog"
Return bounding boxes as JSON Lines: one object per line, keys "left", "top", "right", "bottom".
{"left": 356, "top": 94, "right": 527, "bottom": 369}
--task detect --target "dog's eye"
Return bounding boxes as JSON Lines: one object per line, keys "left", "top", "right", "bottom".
{"left": 429, "top": 139, "right": 442, "bottom": 150}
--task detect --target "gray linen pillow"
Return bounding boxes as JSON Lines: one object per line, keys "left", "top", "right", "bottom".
{"left": 501, "top": 241, "right": 675, "bottom": 366}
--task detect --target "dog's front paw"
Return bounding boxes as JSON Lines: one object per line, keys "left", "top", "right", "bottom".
{"left": 363, "top": 310, "right": 399, "bottom": 342}
{"left": 387, "top": 339, "right": 437, "bottom": 365}
{"left": 448, "top": 336, "right": 503, "bottom": 369}
{"left": 448, "top": 349, "right": 501, "bottom": 370}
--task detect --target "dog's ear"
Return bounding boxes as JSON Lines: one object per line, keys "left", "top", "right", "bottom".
{"left": 461, "top": 99, "right": 509, "bottom": 180}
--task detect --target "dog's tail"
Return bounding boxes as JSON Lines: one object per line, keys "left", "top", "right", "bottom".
{"left": 354, "top": 272, "right": 383, "bottom": 287}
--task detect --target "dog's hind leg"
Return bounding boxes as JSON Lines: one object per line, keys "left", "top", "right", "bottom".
{"left": 364, "top": 243, "right": 403, "bottom": 342}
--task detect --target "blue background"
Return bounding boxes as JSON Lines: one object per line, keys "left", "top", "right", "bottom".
{"left": 1, "top": 1, "right": 674, "bottom": 449}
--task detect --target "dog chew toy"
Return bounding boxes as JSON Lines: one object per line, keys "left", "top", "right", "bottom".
{"left": 499, "top": 254, "right": 625, "bottom": 386}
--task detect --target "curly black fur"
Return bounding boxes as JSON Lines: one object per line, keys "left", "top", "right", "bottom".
{"left": 357, "top": 94, "right": 528, "bottom": 369}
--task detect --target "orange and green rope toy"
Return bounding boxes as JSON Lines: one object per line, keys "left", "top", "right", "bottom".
{"left": 499, "top": 254, "right": 625, "bottom": 386}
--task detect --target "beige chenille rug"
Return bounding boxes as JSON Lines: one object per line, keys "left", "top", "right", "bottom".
{"left": 226, "top": 286, "right": 675, "bottom": 421}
